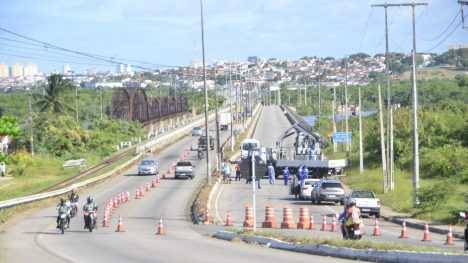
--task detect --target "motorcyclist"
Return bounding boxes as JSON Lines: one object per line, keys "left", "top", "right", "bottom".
{"left": 68, "top": 188, "right": 79, "bottom": 203}
{"left": 56, "top": 198, "right": 71, "bottom": 228}
{"left": 197, "top": 148, "right": 203, "bottom": 159}
{"left": 83, "top": 196, "right": 98, "bottom": 229}
{"left": 340, "top": 198, "right": 361, "bottom": 239}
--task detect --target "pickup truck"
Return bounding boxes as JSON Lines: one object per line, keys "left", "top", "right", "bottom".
{"left": 346, "top": 190, "right": 381, "bottom": 218}
{"left": 174, "top": 161, "right": 195, "bottom": 179}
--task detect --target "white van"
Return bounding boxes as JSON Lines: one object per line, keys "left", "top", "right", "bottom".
{"left": 240, "top": 139, "right": 260, "bottom": 159}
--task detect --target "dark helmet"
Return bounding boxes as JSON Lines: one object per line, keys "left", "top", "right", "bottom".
{"left": 87, "top": 196, "right": 93, "bottom": 203}
{"left": 71, "top": 188, "right": 77, "bottom": 193}
{"left": 60, "top": 198, "right": 66, "bottom": 204}
{"left": 347, "top": 198, "right": 356, "bottom": 206}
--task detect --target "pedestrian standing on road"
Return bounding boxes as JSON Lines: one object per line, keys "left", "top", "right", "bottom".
{"left": 282, "top": 166, "right": 290, "bottom": 186}
{"left": 302, "top": 165, "right": 309, "bottom": 180}
{"left": 235, "top": 163, "right": 241, "bottom": 181}
{"left": 0, "top": 161, "right": 5, "bottom": 177}
{"left": 267, "top": 163, "right": 275, "bottom": 184}
{"left": 297, "top": 165, "right": 304, "bottom": 182}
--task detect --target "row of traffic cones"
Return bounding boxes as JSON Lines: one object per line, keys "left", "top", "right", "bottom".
{"left": 218, "top": 206, "right": 456, "bottom": 245}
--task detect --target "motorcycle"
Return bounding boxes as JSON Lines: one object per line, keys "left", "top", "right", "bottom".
{"left": 70, "top": 202, "right": 78, "bottom": 218}
{"left": 84, "top": 211, "right": 97, "bottom": 232}
{"left": 341, "top": 222, "right": 362, "bottom": 240}
{"left": 460, "top": 212, "right": 467, "bottom": 251}
{"left": 58, "top": 212, "right": 68, "bottom": 234}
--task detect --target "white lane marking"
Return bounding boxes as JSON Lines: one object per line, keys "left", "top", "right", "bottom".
{"left": 214, "top": 182, "right": 225, "bottom": 224}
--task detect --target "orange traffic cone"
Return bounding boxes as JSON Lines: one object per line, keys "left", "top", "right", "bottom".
{"left": 102, "top": 212, "right": 110, "bottom": 227}
{"left": 115, "top": 215, "right": 124, "bottom": 232}
{"left": 399, "top": 221, "right": 408, "bottom": 238}
{"left": 321, "top": 215, "right": 327, "bottom": 231}
{"left": 372, "top": 218, "right": 381, "bottom": 236}
{"left": 360, "top": 221, "right": 365, "bottom": 235}
{"left": 309, "top": 215, "right": 316, "bottom": 230}
{"left": 445, "top": 225, "right": 454, "bottom": 245}
{"left": 156, "top": 216, "right": 165, "bottom": 235}
{"left": 126, "top": 191, "right": 131, "bottom": 202}
{"left": 225, "top": 210, "right": 233, "bottom": 226}
{"left": 135, "top": 189, "right": 141, "bottom": 199}
{"left": 113, "top": 197, "right": 118, "bottom": 208}
{"left": 204, "top": 208, "right": 211, "bottom": 224}
{"left": 156, "top": 174, "right": 161, "bottom": 183}
{"left": 421, "top": 223, "right": 431, "bottom": 241}
{"left": 330, "top": 215, "right": 338, "bottom": 232}
{"left": 140, "top": 186, "right": 145, "bottom": 196}
{"left": 151, "top": 178, "right": 156, "bottom": 188}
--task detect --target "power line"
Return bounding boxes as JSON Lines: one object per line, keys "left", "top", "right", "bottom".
{"left": 422, "top": 20, "right": 463, "bottom": 52}
{"left": 372, "top": 7, "right": 402, "bottom": 54}
{"left": 394, "top": 6, "right": 427, "bottom": 52}
{"left": 0, "top": 27, "right": 182, "bottom": 70}
{"left": 420, "top": 8, "right": 461, "bottom": 41}
{"left": 358, "top": 8, "right": 374, "bottom": 53}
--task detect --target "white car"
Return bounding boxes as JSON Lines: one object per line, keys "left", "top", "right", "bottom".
{"left": 300, "top": 179, "right": 320, "bottom": 200}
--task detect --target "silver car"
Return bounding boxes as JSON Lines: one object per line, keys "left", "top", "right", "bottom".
{"left": 192, "top": 127, "right": 203, "bottom": 136}
{"left": 311, "top": 179, "right": 345, "bottom": 205}
{"left": 138, "top": 159, "right": 159, "bottom": 175}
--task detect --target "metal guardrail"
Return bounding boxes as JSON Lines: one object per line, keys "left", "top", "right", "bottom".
{"left": 0, "top": 108, "right": 228, "bottom": 211}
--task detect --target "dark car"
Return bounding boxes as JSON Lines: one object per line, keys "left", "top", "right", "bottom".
{"left": 198, "top": 135, "right": 214, "bottom": 150}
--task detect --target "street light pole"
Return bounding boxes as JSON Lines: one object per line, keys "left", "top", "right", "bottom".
{"left": 199, "top": 0, "right": 211, "bottom": 182}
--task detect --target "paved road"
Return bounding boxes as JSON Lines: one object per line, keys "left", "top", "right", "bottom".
{"left": 0, "top": 117, "right": 357, "bottom": 262}
{"left": 213, "top": 105, "right": 465, "bottom": 252}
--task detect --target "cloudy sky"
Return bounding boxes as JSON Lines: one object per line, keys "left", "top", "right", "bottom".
{"left": 0, "top": 0, "right": 466, "bottom": 73}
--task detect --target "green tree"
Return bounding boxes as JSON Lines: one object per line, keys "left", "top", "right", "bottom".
{"left": 34, "top": 74, "right": 74, "bottom": 114}
{"left": 0, "top": 116, "right": 20, "bottom": 136}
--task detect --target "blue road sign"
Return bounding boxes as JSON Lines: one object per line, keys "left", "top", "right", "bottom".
{"left": 333, "top": 132, "right": 352, "bottom": 142}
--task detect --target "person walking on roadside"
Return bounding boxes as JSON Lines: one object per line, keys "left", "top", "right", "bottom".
{"left": 0, "top": 161, "right": 5, "bottom": 177}
{"left": 282, "top": 166, "right": 290, "bottom": 186}
{"left": 235, "top": 163, "right": 241, "bottom": 181}
{"left": 223, "top": 160, "right": 231, "bottom": 184}
{"left": 267, "top": 163, "right": 275, "bottom": 184}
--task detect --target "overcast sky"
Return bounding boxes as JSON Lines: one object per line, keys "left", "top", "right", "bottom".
{"left": 0, "top": 0, "right": 466, "bottom": 74}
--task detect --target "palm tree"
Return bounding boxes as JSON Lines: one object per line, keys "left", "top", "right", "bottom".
{"left": 34, "top": 74, "right": 74, "bottom": 114}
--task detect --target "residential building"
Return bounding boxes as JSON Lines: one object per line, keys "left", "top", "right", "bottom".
{"left": 0, "top": 63, "right": 8, "bottom": 78}
{"left": 10, "top": 63, "right": 23, "bottom": 78}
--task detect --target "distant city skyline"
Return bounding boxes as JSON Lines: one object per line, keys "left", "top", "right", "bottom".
{"left": 0, "top": 0, "right": 466, "bottom": 74}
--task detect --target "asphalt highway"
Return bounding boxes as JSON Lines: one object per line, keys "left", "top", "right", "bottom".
{"left": 0, "top": 111, "right": 357, "bottom": 263}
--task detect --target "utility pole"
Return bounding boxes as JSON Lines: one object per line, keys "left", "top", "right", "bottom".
{"left": 344, "top": 58, "right": 349, "bottom": 158}
{"left": 332, "top": 85, "right": 337, "bottom": 154}
{"left": 229, "top": 61, "right": 234, "bottom": 151}
{"left": 100, "top": 86, "right": 103, "bottom": 120}
{"left": 318, "top": 67, "right": 322, "bottom": 116}
{"left": 214, "top": 69, "right": 221, "bottom": 171}
{"left": 371, "top": 1, "right": 428, "bottom": 199}
{"left": 372, "top": 2, "right": 427, "bottom": 193}
{"left": 410, "top": 2, "right": 428, "bottom": 206}
{"left": 358, "top": 85, "right": 364, "bottom": 175}
{"left": 28, "top": 91, "right": 34, "bottom": 157}
{"left": 378, "top": 84, "right": 388, "bottom": 193}
{"left": 199, "top": 0, "right": 211, "bottom": 182}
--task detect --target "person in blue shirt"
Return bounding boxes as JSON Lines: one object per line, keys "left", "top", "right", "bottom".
{"left": 267, "top": 163, "right": 275, "bottom": 184}
{"left": 302, "top": 165, "right": 309, "bottom": 180}
{"left": 282, "top": 166, "right": 290, "bottom": 186}
{"left": 297, "top": 165, "right": 304, "bottom": 182}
